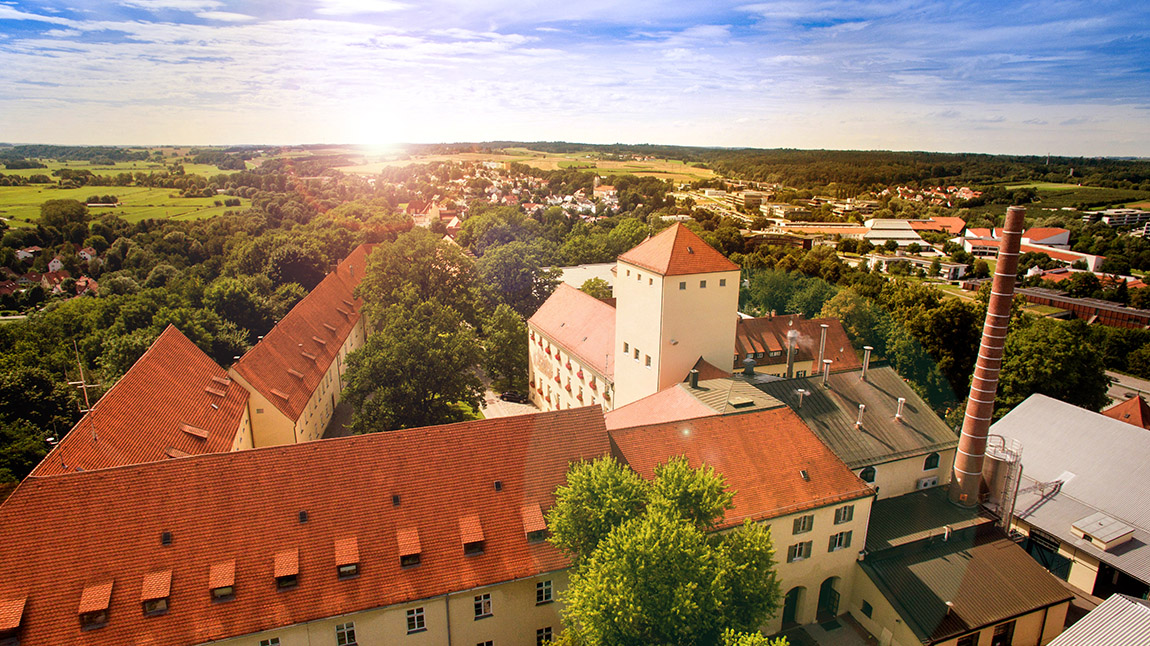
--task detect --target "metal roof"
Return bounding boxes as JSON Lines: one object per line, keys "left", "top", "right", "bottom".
{"left": 1048, "top": 594, "right": 1150, "bottom": 646}
{"left": 865, "top": 487, "right": 994, "bottom": 553}
{"left": 754, "top": 365, "right": 958, "bottom": 468}
{"left": 861, "top": 526, "right": 1073, "bottom": 644}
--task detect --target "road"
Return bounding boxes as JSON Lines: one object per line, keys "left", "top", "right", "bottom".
{"left": 1106, "top": 370, "right": 1150, "bottom": 405}
{"left": 480, "top": 390, "right": 539, "bottom": 419}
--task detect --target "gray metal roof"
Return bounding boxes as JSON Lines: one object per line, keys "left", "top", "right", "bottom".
{"left": 687, "top": 378, "right": 785, "bottom": 414}
{"left": 1048, "top": 594, "right": 1150, "bottom": 646}
{"left": 865, "top": 487, "right": 994, "bottom": 553}
{"left": 861, "top": 526, "right": 1073, "bottom": 644}
{"left": 754, "top": 365, "right": 958, "bottom": 468}
{"left": 992, "top": 394, "right": 1150, "bottom": 533}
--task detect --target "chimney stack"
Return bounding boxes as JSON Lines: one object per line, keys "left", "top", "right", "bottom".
{"left": 818, "top": 324, "right": 829, "bottom": 365}
{"left": 785, "top": 329, "right": 798, "bottom": 379}
{"left": 688, "top": 369, "right": 700, "bottom": 389}
{"left": 821, "top": 359, "right": 832, "bottom": 386}
{"left": 861, "top": 346, "right": 873, "bottom": 381}
{"left": 949, "top": 206, "right": 1026, "bottom": 507}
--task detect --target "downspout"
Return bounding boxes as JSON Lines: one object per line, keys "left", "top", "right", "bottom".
{"left": 445, "top": 592, "right": 453, "bottom": 646}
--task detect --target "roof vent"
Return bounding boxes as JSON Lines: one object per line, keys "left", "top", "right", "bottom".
{"left": 288, "top": 369, "right": 304, "bottom": 379}
{"left": 895, "top": 397, "right": 906, "bottom": 422}
{"left": 800, "top": 469, "right": 810, "bottom": 481}
{"left": 204, "top": 386, "right": 226, "bottom": 397}
{"left": 687, "top": 246, "right": 694, "bottom": 254}
{"left": 301, "top": 351, "right": 317, "bottom": 361}
{"left": 298, "top": 510, "right": 308, "bottom": 523}
{"left": 855, "top": 403, "right": 866, "bottom": 429}
{"left": 211, "top": 376, "right": 231, "bottom": 387}
{"left": 728, "top": 396, "right": 754, "bottom": 409}
{"left": 494, "top": 480, "right": 503, "bottom": 491}
{"left": 161, "top": 531, "right": 172, "bottom": 546}
{"left": 392, "top": 494, "right": 401, "bottom": 506}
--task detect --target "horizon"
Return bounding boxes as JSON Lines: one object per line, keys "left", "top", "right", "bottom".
{"left": 1, "top": 1, "right": 1149, "bottom": 157}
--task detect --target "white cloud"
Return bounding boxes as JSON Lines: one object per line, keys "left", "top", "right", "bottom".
{"left": 0, "top": 5, "right": 74, "bottom": 25}
{"left": 314, "top": 0, "right": 408, "bottom": 15}
{"left": 120, "top": 0, "right": 223, "bottom": 10}
{"left": 195, "top": 11, "right": 256, "bottom": 22}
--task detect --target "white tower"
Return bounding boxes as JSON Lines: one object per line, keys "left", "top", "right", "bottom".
{"left": 613, "top": 224, "right": 740, "bottom": 407}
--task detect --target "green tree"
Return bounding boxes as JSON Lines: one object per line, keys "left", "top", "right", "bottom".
{"left": 579, "top": 277, "right": 612, "bottom": 300}
{"left": 476, "top": 240, "right": 561, "bottom": 317}
{"left": 39, "top": 199, "right": 89, "bottom": 229}
{"left": 204, "top": 277, "right": 274, "bottom": 342}
{"left": 547, "top": 457, "right": 649, "bottom": 563}
{"left": 357, "top": 228, "right": 481, "bottom": 325}
{"left": 342, "top": 295, "right": 484, "bottom": 432}
{"left": 484, "top": 304, "right": 528, "bottom": 392}
{"left": 996, "top": 318, "right": 1110, "bottom": 415}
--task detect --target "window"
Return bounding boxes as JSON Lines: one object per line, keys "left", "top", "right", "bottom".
{"left": 637, "top": 273, "right": 641, "bottom": 280}
{"left": 720, "top": 278, "right": 726, "bottom": 287}
{"left": 336, "top": 622, "right": 357, "bottom": 646}
{"left": 474, "top": 593, "right": 492, "bottom": 619}
{"left": 259, "top": 639, "right": 280, "bottom": 646}
{"left": 834, "top": 505, "right": 854, "bottom": 525}
{"left": 80, "top": 610, "right": 108, "bottom": 629}
{"left": 142, "top": 598, "right": 168, "bottom": 616}
{"left": 700, "top": 280, "right": 707, "bottom": 288}
{"left": 537, "top": 627, "right": 553, "bottom": 646}
{"left": 645, "top": 355, "right": 651, "bottom": 368}
{"left": 924, "top": 452, "right": 940, "bottom": 470}
{"left": 407, "top": 607, "right": 426, "bottom": 633}
{"left": 633, "top": 348, "right": 639, "bottom": 360}
{"left": 536, "top": 580, "right": 553, "bottom": 604}
{"left": 796, "top": 370, "right": 806, "bottom": 377}
{"left": 623, "top": 342, "right": 629, "bottom": 353}
{"left": 464, "top": 540, "right": 485, "bottom": 556}
{"left": 478, "top": 642, "right": 494, "bottom": 646}
{"left": 992, "top": 620, "right": 1015, "bottom": 646}
{"left": 527, "top": 528, "right": 547, "bottom": 543}
{"left": 861, "top": 600, "right": 873, "bottom": 618}
{"left": 956, "top": 635, "right": 978, "bottom": 646}
{"left": 828, "top": 530, "right": 852, "bottom": 552}
{"left": 786, "top": 541, "right": 812, "bottom": 563}
{"left": 679, "top": 281, "right": 686, "bottom": 290}
{"left": 793, "top": 515, "right": 814, "bottom": 534}
{"left": 649, "top": 278, "right": 653, "bottom": 285}
{"left": 211, "top": 585, "right": 234, "bottom": 601}
{"left": 276, "top": 574, "right": 298, "bottom": 590}
{"left": 338, "top": 563, "right": 359, "bottom": 579}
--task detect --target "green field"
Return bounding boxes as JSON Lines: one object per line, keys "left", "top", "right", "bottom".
{"left": 969, "top": 183, "right": 1150, "bottom": 218}
{"left": 1, "top": 159, "right": 247, "bottom": 179}
{"left": 0, "top": 185, "right": 249, "bottom": 227}
{"left": 1004, "top": 182, "right": 1084, "bottom": 191}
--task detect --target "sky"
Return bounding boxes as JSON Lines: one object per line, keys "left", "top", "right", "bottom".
{"left": 0, "top": 0, "right": 1148, "bottom": 156}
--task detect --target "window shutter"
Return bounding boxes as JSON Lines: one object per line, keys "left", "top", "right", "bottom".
{"left": 845, "top": 531, "right": 852, "bottom": 548}
{"left": 829, "top": 535, "right": 837, "bottom": 552}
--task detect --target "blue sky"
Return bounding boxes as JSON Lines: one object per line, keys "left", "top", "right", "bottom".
{"left": 0, "top": 0, "right": 1148, "bottom": 155}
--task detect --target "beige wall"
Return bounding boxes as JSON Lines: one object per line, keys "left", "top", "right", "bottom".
{"left": 857, "top": 450, "right": 954, "bottom": 500}
{"left": 229, "top": 370, "right": 297, "bottom": 448}
{"left": 766, "top": 495, "right": 874, "bottom": 634}
{"left": 613, "top": 260, "right": 667, "bottom": 406}
{"left": 527, "top": 324, "right": 613, "bottom": 413}
{"left": 206, "top": 570, "right": 567, "bottom": 646}
{"left": 229, "top": 405, "right": 254, "bottom": 451}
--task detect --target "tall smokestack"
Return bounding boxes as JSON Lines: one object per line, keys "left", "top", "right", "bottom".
{"left": 786, "top": 329, "right": 798, "bottom": 379}
{"left": 949, "top": 206, "right": 1026, "bottom": 507}
{"left": 818, "top": 324, "right": 829, "bottom": 365}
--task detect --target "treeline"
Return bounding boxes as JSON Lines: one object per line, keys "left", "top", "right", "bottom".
{"left": 0, "top": 145, "right": 150, "bottom": 163}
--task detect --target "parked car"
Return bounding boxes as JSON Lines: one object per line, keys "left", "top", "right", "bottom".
{"left": 500, "top": 391, "right": 530, "bottom": 404}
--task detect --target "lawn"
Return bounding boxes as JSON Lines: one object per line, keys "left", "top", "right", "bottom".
{"left": 0, "top": 185, "right": 248, "bottom": 227}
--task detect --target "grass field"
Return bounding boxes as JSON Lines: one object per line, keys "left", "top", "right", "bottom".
{"left": 1004, "top": 182, "right": 1084, "bottom": 191}
{"left": 1, "top": 159, "right": 246, "bottom": 179}
{"left": 970, "top": 183, "right": 1150, "bottom": 219}
{"left": 0, "top": 185, "right": 249, "bottom": 227}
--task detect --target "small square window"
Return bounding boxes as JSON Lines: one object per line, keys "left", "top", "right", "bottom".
{"left": 648, "top": 278, "right": 653, "bottom": 285}
{"left": 80, "top": 610, "right": 108, "bottom": 630}
{"left": 474, "top": 593, "right": 492, "bottom": 619}
{"left": 478, "top": 642, "right": 494, "bottom": 646}
{"left": 537, "top": 627, "right": 553, "bottom": 646}
{"left": 626, "top": 269, "right": 631, "bottom": 276}
{"left": 256, "top": 408, "right": 264, "bottom": 414}
{"left": 536, "top": 580, "right": 553, "bottom": 605}
{"left": 338, "top": 563, "right": 359, "bottom": 579}
{"left": 645, "top": 355, "right": 651, "bottom": 368}
{"left": 861, "top": 600, "right": 873, "bottom": 618}
{"left": 828, "top": 530, "right": 852, "bottom": 552}
{"left": 142, "top": 598, "right": 168, "bottom": 616}
{"left": 700, "top": 280, "right": 707, "bottom": 288}
{"left": 211, "top": 585, "right": 234, "bottom": 602}
{"left": 637, "top": 273, "right": 641, "bottom": 281}
{"left": 276, "top": 574, "right": 298, "bottom": 590}
{"left": 259, "top": 639, "right": 281, "bottom": 646}
{"left": 623, "top": 342, "right": 629, "bottom": 353}
{"left": 464, "top": 541, "right": 485, "bottom": 556}
{"left": 679, "top": 281, "right": 686, "bottom": 290}
{"left": 407, "top": 607, "right": 426, "bottom": 633}
{"left": 401, "top": 553, "right": 421, "bottom": 567}
{"left": 527, "top": 529, "right": 548, "bottom": 543}
{"left": 786, "top": 540, "right": 812, "bottom": 562}
{"left": 720, "top": 278, "right": 726, "bottom": 287}
{"left": 633, "top": 348, "right": 639, "bottom": 360}
{"left": 336, "top": 621, "right": 357, "bottom": 646}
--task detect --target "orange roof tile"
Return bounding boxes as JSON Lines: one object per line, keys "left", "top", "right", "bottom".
{"left": 0, "top": 597, "right": 26, "bottom": 632}
{"left": 231, "top": 244, "right": 374, "bottom": 421}
{"left": 617, "top": 223, "right": 739, "bottom": 276}
{"left": 30, "top": 326, "right": 250, "bottom": 476}
{"left": 334, "top": 537, "right": 359, "bottom": 566}
{"left": 1022, "top": 227, "right": 1069, "bottom": 241}
{"left": 0, "top": 406, "right": 609, "bottom": 645}
{"left": 520, "top": 504, "right": 547, "bottom": 535}
{"left": 78, "top": 581, "right": 113, "bottom": 614}
{"left": 140, "top": 570, "right": 172, "bottom": 601}
{"left": 610, "top": 408, "right": 872, "bottom": 527}
{"left": 396, "top": 528, "right": 421, "bottom": 557}
{"left": 1102, "top": 396, "right": 1150, "bottom": 430}
{"left": 274, "top": 548, "right": 299, "bottom": 578}
{"left": 529, "top": 283, "right": 615, "bottom": 377}
{"left": 735, "top": 316, "right": 860, "bottom": 372}
{"left": 207, "top": 560, "right": 234, "bottom": 589}
{"left": 459, "top": 514, "right": 484, "bottom": 544}
{"left": 605, "top": 386, "right": 716, "bottom": 431}
{"left": 690, "top": 357, "right": 731, "bottom": 381}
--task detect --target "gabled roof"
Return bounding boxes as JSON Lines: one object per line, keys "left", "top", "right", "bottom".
{"left": 231, "top": 244, "right": 373, "bottom": 421}
{"left": 528, "top": 283, "right": 615, "bottom": 378}
{"left": 606, "top": 378, "right": 785, "bottom": 431}
{"left": 754, "top": 365, "right": 958, "bottom": 468}
{"left": 30, "top": 325, "right": 250, "bottom": 476}
{"left": 610, "top": 407, "right": 872, "bottom": 527}
{"left": 861, "top": 526, "right": 1072, "bottom": 644}
{"left": 617, "top": 223, "right": 739, "bottom": 276}
{"left": 1023, "top": 227, "right": 1069, "bottom": 241}
{"left": 1048, "top": 593, "right": 1150, "bottom": 646}
{"left": 1102, "top": 395, "right": 1150, "bottom": 430}
{"left": 735, "top": 315, "right": 860, "bottom": 372}
{"left": 0, "top": 406, "right": 609, "bottom": 645}
{"left": 690, "top": 356, "right": 731, "bottom": 381}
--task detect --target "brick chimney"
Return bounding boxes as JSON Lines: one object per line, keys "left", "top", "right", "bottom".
{"left": 949, "top": 206, "right": 1026, "bottom": 507}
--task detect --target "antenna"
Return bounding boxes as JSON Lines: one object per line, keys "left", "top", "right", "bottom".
{"left": 66, "top": 340, "right": 96, "bottom": 414}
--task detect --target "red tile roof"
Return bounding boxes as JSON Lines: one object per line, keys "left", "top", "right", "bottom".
{"left": 29, "top": 325, "right": 250, "bottom": 476}
{"left": 140, "top": 571, "right": 172, "bottom": 601}
{"left": 617, "top": 223, "right": 739, "bottom": 276}
{"left": 1102, "top": 396, "right": 1150, "bottom": 430}
{"left": 610, "top": 408, "right": 872, "bottom": 527}
{"left": 690, "top": 357, "right": 731, "bottom": 381}
{"left": 908, "top": 216, "right": 965, "bottom": 236}
{"left": 334, "top": 537, "right": 359, "bottom": 566}
{"left": 735, "top": 316, "right": 860, "bottom": 372}
{"left": 231, "top": 244, "right": 374, "bottom": 421}
{"left": 0, "top": 597, "right": 25, "bottom": 631}
{"left": 966, "top": 228, "right": 994, "bottom": 239}
{"left": 528, "top": 283, "right": 615, "bottom": 377}
{"left": 604, "top": 385, "right": 716, "bottom": 430}
{"left": 1022, "top": 227, "right": 1069, "bottom": 242}
{"left": 0, "top": 406, "right": 609, "bottom": 645}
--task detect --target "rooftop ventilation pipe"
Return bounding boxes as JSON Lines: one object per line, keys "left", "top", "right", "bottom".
{"left": 818, "top": 324, "right": 829, "bottom": 365}
{"left": 785, "top": 329, "right": 799, "bottom": 379}
{"left": 688, "top": 369, "right": 700, "bottom": 388}
{"left": 821, "top": 359, "right": 832, "bottom": 386}
{"left": 949, "top": 206, "right": 1026, "bottom": 508}
{"left": 796, "top": 388, "right": 808, "bottom": 409}
{"left": 861, "top": 346, "right": 873, "bottom": 381}
{"left": 742, "top": 357, "right": 756, "bottom": 376}
{"left": 855, "top": 404, "right": 866, "bottom": 428}
{"left": 895, "top": 397, "right": 906, "bottom": 421}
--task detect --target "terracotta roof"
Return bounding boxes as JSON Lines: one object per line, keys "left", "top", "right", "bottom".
{"left": 1102, "top": 396, "right": 1150, "bottom": 430}
{"left": 617, "top": 223, "right": 739, "bottom": 276}
{"left": 605, "top": 385, "right": 716, "bottom": 430}
{"left": 140, "top": 570, "right": 172, "bottom": 601}
{"left": 966, "top": 227, "right": 994, "bottom": 239}
{"left": 231, "top": 244, "right": 373, "bottom": 421}
{"left": 690, "top": 357, "right": 731, "bottom": 381}
{"left": 1020, "top": 243, "right": 1102, "bottom": 264}
{"left": 908, "top": 216, "right": 965, "bottom": 236}
{"left": 1023, "top": 227, "right": 1069, "bottom": 241}
{"left": 30, "top": 325, "right": 250, "bottom": 476}
{"left": 0, "top": 597, "right": 25, "bottom": 632}
{"left": 528, "top": 283, "right": 615, "bottom": 377}
{"left": 610, "top": 407, "right": 872, "bottom": 527}
{"left": 734, "top": 315, "right": 860, "bottom": 372}
{"left": 0, "top": 406, "right": 609, "bottom": 645}
{"left": 334, "top": 537, "right": 359, "bottom": 566}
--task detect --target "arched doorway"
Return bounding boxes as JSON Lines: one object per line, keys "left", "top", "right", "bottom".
{"left": 782, "top": 586, "right": 805, "bottom": 628}
{"left": 817, "top": 576, "right": 840, "bottom": 621}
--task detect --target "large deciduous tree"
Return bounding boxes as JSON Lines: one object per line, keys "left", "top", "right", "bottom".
{"left": 996, "top": 318, "right": 1109, "bottom": 415}
{"left": 483, "top": 304, "right": 528, "bottom": 392}
{"left": 476, "top": 240, "right": 561, "bottom": 318}
{"left": 356, "top": 228, "right": 480, "bottom": 325}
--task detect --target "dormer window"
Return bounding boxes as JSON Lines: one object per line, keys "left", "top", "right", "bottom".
{"left": 0, "top": 597, "right": 27, "bottom": 639}
{"left": 522, "top": 504, "right": 548, "bottom": 543}
{"left": 460, "top": 514, "right": 485, "bottom": 556}
{"left": 274, "top": 549, "right": 299, "bottom": 590}
{"left": 141, "top": 570, "right": 172, "bottom": 616}
{"left": 209, "top": 560, "right": 236, "bottom": 601}
{"left": 335, "top": 537, "right": 360, "bottom": 579}
{"left": 78, "top": 581, "right": 113, "bottom": 630}
{"left": 398, "top": 528, "right": 422, "bottom": 567}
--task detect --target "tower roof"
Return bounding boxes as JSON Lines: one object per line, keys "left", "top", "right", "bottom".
{"left": 617, "top": 223, "right": 739, "bottom": 276}
{"left": 1102, "top": 395, "right": 1150, "bottom": 430}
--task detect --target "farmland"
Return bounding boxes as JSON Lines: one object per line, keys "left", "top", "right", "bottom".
{"left": 0, "top": 185, "right": 248, "bottom": 227}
